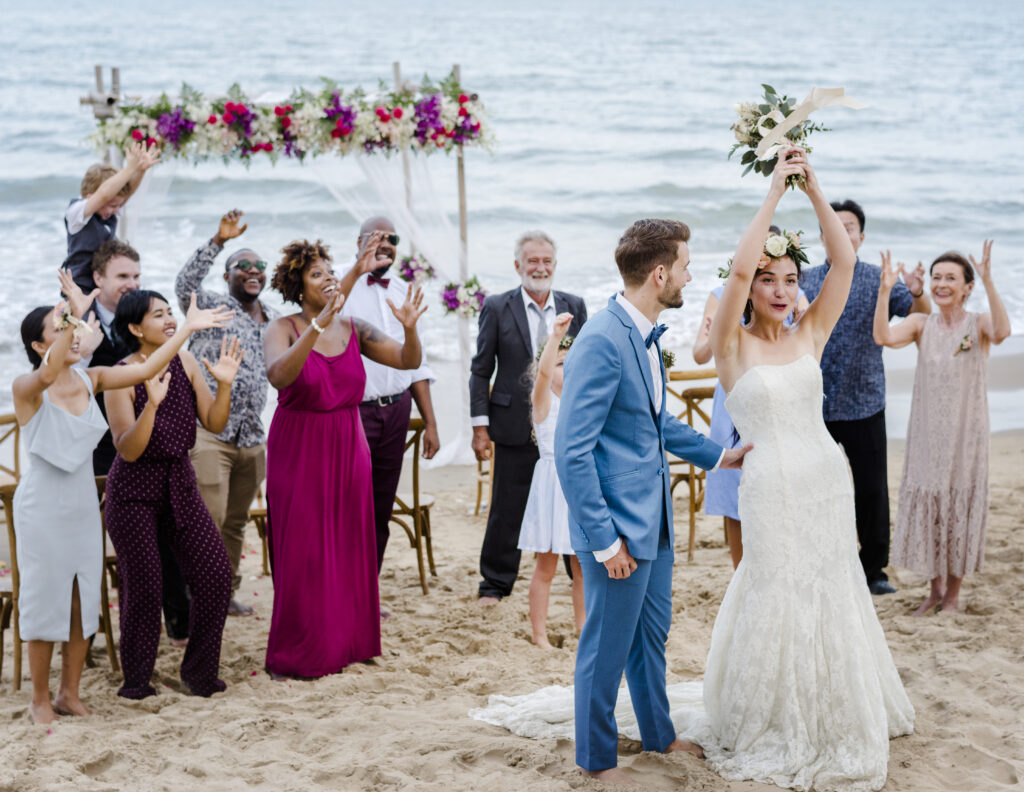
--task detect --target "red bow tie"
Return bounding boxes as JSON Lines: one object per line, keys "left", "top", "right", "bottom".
{"left": 367, "top": 274, "right": 390, "bottom": 288}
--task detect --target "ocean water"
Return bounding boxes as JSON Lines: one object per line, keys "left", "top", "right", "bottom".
{"left": 2, "top": 0, "right": 1022, "bottom": 444}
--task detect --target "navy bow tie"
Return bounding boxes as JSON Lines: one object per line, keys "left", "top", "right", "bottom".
{"left": 645, "top": 323, "right": 668, "bottom": 349}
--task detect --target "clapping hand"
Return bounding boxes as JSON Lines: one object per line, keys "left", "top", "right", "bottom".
{"left": 57, "top": 268, "right": 99, "bottom": 318}
{"left": 202, "top": 336, "right": 244, "bottom": 385}
{"left": 551, "top": 312, "right": 573, "bottom": 340}
{"left": 879, "top": 251, "right": 900, "bottom": 292}
{"left": 970, "top": 239, "right": 994, "bottom": 281}
{"left": 387, "top": 284, "right": 427, "bottom": 329}
{"left": 315, "top": 279, "right": 346, "bottom": 330}
{"left": 215, "top": 209, "right": 248, "bottom": 243}
{"left": 354, "top": 230, "right": 389, "bottom": 275}
{"left": 144, "top": 369, "right": 172, "bottom": 408}
{"left": 898, "top": 259, "right": 926, "bottom": 296}
{"left": 183, "top": 292, "right": 234, "bottom": 332}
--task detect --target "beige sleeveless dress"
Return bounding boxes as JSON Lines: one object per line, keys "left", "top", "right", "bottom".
{"left": 892, "top": 312, "right": 989, "bottom": 578}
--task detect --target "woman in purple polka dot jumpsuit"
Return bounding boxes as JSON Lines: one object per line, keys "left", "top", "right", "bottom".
{"left": 104, "top": 290, "right": 243, "bottom": 699}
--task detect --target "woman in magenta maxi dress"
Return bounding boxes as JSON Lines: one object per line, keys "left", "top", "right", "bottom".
{"left": 262, "top": 238, "right": 426, "bottom": 677}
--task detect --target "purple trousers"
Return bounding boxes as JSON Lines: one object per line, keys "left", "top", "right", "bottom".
{"left": 358, "top": 391, "right": 413, "bottom": 572}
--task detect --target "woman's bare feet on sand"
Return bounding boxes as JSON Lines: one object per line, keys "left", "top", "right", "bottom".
{"left": 53, "top": 692, "right": 92, "bottom": 717}
{"left": 30, "top": 700, "right": 57, "bottom": 725}
{"left": 580, "top": 767, "right": 637, "bottom": 787}
{"left": 170, "top": 637, "right": 189, "bottom": 648}
{"left": 531, "top": 635, "right": 554, "bottom": 650}
{"left": 913, "top": 593, "right": 942, "bottom": 617}
{"left": 665, "top": 737, "right": 705, "bottom": 759}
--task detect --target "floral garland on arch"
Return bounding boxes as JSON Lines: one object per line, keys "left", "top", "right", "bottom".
{"left": 441, "top": 276, "right": 487, "bottom": 317}
{"left": 396, "top": 255, "right": 437, "bottom": 284}
{"left": 88, "top": 71, "right": 493, "bottom": 163}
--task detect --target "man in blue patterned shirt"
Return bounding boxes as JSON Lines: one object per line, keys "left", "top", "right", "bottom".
{"left": 800, "top": 200, "right": 931, "bottom": 595}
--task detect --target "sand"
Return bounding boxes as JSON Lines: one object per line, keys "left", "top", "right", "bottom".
{"left": 1, "top": 432, "right": 1021, "bottom": 792}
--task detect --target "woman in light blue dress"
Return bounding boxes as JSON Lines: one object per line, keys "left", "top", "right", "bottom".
{"left": 692, "top": 275, "right": 807, "bottom": 568}
{"left": 11, "top": 271, "right": 231, "bottom": 723}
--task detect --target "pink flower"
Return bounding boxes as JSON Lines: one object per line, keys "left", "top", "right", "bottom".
{"left": 458, "top": 93, "right": 469, "bottom": 104}
{"left": 379, "top": 112, "right": 391, "bottom": 123}
{"left": 331, "top": 129, "right": 342, "bottom": 138}
{"left": 274, "top": 106, "right": 283, "bottom": 116}
{"left": 131, "top": 129, "right": 144, "bottom": 141}
{"left": 281, "top": 117, "right": 292, "bottom": 129}
{"left": 207, "top": 114, "right": 218, "bottom": 124}
{"left": 458, "top": 107, "right": 468, "bottom": 117}
{"left": 222, "top": 111, "right": 235, "bottom": 124}
{"left": 393, "top": 107, "right": 403, "bottom": 119}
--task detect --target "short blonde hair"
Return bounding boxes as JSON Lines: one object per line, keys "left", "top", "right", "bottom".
{"left": 80, "top": 164, "right": 131, "bottom": 198}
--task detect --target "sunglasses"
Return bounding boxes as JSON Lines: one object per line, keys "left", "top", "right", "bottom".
{"left": 229, "top": 259, "right": 268, "bottom": 272}
{"left": 361, "top": 232, "right": 400, "bottom": 246}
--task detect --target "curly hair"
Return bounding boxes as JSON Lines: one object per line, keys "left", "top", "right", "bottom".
{"left": 270, "top": 240, "right": 332, "bottom": 304}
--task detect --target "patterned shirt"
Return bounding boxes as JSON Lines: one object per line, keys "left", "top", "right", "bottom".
{"left": 800, "top": 258, "right": 913, "bottom": 422}
{"left": 174, "top": 240, "right": 277, "bottom": 447}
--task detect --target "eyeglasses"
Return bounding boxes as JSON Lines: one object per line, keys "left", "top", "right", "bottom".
{"left": 230, "top": 259, "right": 267, "bottom": 272}
{"left": 360, "top": 232, "right": 400, "bottom": 246}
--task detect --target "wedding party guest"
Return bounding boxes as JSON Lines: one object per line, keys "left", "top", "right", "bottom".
{"left": 176, "top": 209, "right": 276, "bottom": 617}
{"left": 800, "top": 199, "right": 931, "bottom": 594}
{"left": 704, "top": 149, "right": 913, "bottom": 789}
{"left": 338, "top": 217, "right": 439, "bottom": 572}
{"left": 11, "top": 271, "right": 231, "bottom": 722}
{"left": 518, "top": 312, "right": 583, "bottom": 649}
{"left": 470, "top": 231, "right": 587, "bottom": 604}
{"left": 692, "top": 229, "right": 808, "bottom": 568}
{"left": 104, "top": 290, "right": 241, "bottom": 699}
{"left": 64, "top": 142, "right": 160, "bottom": 291}
{"left": 262, "top": 240, "right": 425, "bottom": 677}
{"left": 81, "top": 239, "right": 191, "bottom": 647}
{"left": 873, "top": 243, "right": 1010, "bottom": 614}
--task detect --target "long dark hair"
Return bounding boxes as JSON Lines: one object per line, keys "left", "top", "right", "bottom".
{"left": 21, "top": 305, "right": 54, "bottom": 369}
{"left": 111, "top": 289, "right": 170, "bottom": 352}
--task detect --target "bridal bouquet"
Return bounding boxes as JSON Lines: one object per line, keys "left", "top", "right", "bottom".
{"left": 441, "top": 276, "right": 487, "bottom": 317}
{"left": 397, "top": 255, "right": 436, "bottom": 284}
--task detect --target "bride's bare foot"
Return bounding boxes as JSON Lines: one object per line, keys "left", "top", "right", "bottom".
{"left": 531, "top": 635, "right": 554, "bottom": 650}
{"left": 939, "top": 596, "right": 960, "bottom": 614}
{"left": 580, "top": 767, "right": 637, "bottom": 787}
{"left": 665, "top": 737, "right": 705, "bottom": 759}
{"left": 30, "top": 700, "right": 57, "bottom": 725}
{"left": 53, "top": 693, "right": 92, "bottom": 717}
{"left": 913, "top": 594, "right": 942, "bottom": 617}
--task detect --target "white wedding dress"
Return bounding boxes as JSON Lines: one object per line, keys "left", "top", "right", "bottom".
{"left": 470, "top": 356, "right": 914, "bottom": 792}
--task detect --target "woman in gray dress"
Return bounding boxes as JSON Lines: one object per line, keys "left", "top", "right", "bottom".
{"left": 12, "top": 270, "right": 231, "bottom": 724}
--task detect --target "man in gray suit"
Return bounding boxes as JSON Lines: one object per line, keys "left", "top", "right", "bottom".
{"left": 470, "top": 231, "right": 587, "bottom": 604}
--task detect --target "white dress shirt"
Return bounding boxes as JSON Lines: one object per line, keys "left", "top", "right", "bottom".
{"left": 338, "top": 262, "right": 434, "bottom": 401}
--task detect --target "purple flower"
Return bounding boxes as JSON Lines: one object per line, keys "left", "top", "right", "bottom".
{"left": 156, "top": 107, "right": 195, "bottom": 150}
{"left": 413, "top": 93, "right": 444, "bottom": 145}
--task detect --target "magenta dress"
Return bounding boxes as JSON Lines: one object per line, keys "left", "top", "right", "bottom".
{"left": 265, "top": 320, "right": 381, "bottom": 676}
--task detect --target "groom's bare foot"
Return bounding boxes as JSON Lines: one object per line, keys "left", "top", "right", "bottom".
{"left": 665, "top": 737, "right": 705, "bottom": 759}
{"left": 580, "top": 767, "right": 637, "bottom": 787}
{"left": 477, "top": 596, "right": 500, "bottom": 607}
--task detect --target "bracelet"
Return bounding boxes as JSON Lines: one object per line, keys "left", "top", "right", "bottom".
{"left": 910, "top": 290, "right": 923, "bottom": 298}
{"left": 54, "top": 308, "right": 94, "bottom": 336}
{"left": 310, "top": 316, "right": 325, "bottom": 334}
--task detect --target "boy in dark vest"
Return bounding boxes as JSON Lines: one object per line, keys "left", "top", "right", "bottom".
{"left": 64, "top": 141, "right": 160, "bottom": 291}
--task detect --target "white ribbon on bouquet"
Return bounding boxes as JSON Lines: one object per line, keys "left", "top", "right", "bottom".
{"left": 756, "top": 87, "right": 868, "bottom": 161}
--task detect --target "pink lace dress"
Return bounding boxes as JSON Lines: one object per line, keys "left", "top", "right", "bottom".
{"left": 892, "top": 312, "right": 989, "bottom": 578}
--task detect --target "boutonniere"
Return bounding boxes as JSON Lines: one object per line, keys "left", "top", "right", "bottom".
{"left": 662, "top": 349, "right": 675, "bottom": 370}
{"left": 953, "top": 334, "right": 973, "bottom": 356}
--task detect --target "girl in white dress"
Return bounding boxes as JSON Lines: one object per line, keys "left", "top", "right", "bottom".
{"left": 518, "top": 312, "right": 583, "bottom": 648}
{"left": 12, "top": 270, "right": 232, "bottom": 724}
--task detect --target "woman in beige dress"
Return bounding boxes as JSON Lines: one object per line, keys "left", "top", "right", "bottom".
{"left": 872, "top": 241, "right": 1011, "bottom": 615}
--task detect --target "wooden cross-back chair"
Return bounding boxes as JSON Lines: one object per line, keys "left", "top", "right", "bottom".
{"left": 390, "top": 418, "right": 437, "bottom": 594}
{"left": 0, "top": 413, "right": 21, "bottom": 489}
{"left": 474, "top": 442, "right": 495, "bottom": 517}
{"left": 0, "top": 478, "right": 118, "bottom": 691}
{"left": 665, "top": 367, "right": 719, "bottom": 562}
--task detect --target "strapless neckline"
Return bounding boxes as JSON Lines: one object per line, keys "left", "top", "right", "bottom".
{"left": 729, "top": 353, "right": 817, "bottom": 396}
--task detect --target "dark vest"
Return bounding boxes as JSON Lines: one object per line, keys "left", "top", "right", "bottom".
{"left": 63, "top": 198, "right": 118, "bottom": 292}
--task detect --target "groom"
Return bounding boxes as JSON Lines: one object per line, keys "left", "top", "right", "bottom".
{"left": 555, "top": 219, "right": 750, "bottom": 784}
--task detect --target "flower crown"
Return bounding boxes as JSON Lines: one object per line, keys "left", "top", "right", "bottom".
{"left": 718, "top": 229, "right": 809, "bottom": 278}
{"left": 535, "top": 334, "right": 574, "bottom": 360}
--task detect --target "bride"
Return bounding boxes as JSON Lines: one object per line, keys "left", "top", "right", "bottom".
{"left": 702, "top": 147, "right": 914, "bottom": 790}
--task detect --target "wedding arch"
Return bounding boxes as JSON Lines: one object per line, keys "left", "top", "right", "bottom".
{"left": 81, "top": 63, "right": 491, "bottom": 465}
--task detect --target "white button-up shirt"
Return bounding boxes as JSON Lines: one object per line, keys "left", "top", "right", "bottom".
{"left": 338, "top": 262, "right": 434, "bottom": 401}
{"left": 522, "top": 287, "right": 556, "bottom": 357}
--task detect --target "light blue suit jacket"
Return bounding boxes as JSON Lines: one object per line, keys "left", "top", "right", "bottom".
{"left": 554, "top": 297, "right": 724, "bottom": 561}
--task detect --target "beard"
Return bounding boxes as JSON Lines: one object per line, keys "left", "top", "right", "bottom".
{"left": 658, "top": 283, "right": 684, "bottom": 310}
{"left": 371, "top": 261, "right": 392, "bottom": 279}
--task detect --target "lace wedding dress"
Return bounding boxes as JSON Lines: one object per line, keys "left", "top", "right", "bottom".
{"left": 470, "top": 355, "right": 914, "bottom": 792}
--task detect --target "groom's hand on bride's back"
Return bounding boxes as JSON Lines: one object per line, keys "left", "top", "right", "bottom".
{"left": 604, "top": 542, "right": 638, "bottom": 579}
{"left": 719, "top": 443, "right": 754, "bottom": 470}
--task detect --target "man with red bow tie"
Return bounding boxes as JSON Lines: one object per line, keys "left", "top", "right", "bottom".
{"left": 338, "top": 216, "right": 439, "bottom": 574}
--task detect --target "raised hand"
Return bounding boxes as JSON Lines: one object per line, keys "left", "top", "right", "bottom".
{"left": 354, "top": 230, "right": 388, "bottom": 275}
{"left": 897, "top": 260, "right": 926, "bottom": 296}
{"left": 203, "top": 336, "right": 244, "bottom": 385}
{"left": 58, "top": 268, "right": 99, "bottom": 318}
{"left": 551, "top": 312, "right": 573, "bottom": 340}
{"left": 216, "top": 209, "right": 248, "bottom": 242}
{"left": 386, "top": 284, "right": 427, "bottom": 329}
{"left": 77, "top": 316, "right": 104, "bottom": 357}
{"left": 770, "top": 146, "right": 806, "bottom": 196}
{"left": 184, "top": 292, "right": 234, "bottom": 332}
{"left": 144, "top": 369, "right": 172, "bottom": 408}
{"left": 969, "top": 239, "right": 994, "bottom": 281}
{"left": 795, "top": 150, "right": 822, "bottom": 197}
{"left": 879, "top": 251, "right": 900, "bottom": 292}
{"left": 125, "top": 141, "right": 161, "bottom": 172}
{"left": 315, "top": 280, "right": 346, "bottom": 329}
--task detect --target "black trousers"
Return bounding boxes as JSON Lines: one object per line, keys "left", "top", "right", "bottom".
{"left": 825, "top": 409, "right": 891, "bottom": 584}
{"left": 478, "top": 442, "right": 539, "bottom": 598}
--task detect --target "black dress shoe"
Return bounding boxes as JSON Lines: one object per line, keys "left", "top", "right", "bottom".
{"left": 868, "top": 580, "right": 896, "bottom": 595}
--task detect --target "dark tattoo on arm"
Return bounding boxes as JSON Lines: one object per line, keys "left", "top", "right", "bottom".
{"left": 355, "top": 319, "right": 385, "bottom": 346}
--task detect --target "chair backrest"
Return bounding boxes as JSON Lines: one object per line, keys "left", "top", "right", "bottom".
{"left": 666, "top": 368, "right": 718, "bottom": 435}
{"left": 0, "top": 414, "right": 21, "bottom": 484}
{"left": 0, "top": 484, "right": 19, "bottom": 598}
{"left": 404, "top": 418, "right": 425, "bottom": 509}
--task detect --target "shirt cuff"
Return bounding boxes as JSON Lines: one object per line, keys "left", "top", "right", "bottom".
{"left": 710, "top": 448, "right": 725, "bottom": 472}
{"left": 471, "top": 416, "right": 490, "bottom": 427}
{"left": 593, "top": 538, "right": 622, "bottom": 563}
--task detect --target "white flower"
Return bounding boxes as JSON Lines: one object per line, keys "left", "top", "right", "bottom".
{"left": 786, "top": 231, "right": 801, "bottom": 249}
{"left": 765, "top": 234, "right": 788, "bottom": 258}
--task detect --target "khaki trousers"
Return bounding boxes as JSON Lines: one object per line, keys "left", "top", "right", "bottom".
{"left": 190, "top": 426, "right": 266, "bottom": 592}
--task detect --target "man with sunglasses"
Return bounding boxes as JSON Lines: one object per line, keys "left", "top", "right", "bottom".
{"left": 175, "top": 208, "right": 276, "bottom": 617}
